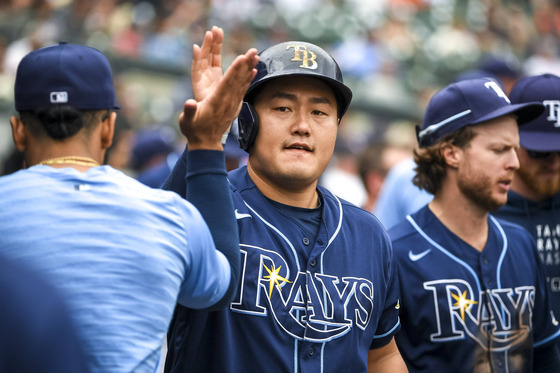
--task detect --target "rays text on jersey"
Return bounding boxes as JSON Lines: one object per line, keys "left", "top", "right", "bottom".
{"left": 230, "top": 245, "right": 375, "bottom": 342}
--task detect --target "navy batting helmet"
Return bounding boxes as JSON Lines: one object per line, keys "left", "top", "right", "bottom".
{"left": 237, "top": 41, "right": 353, "bottom": 151}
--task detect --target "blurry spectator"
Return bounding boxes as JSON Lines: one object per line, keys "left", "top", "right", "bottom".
{"left": 135, "top": 149, "right": 180, "bottom": 189}
{"left": 141, "top": 18, "right": 188, "bottom": 68}
{"left": 373, "top": 156, "right": 433, "bottom": 230}
{"left": 478, "top": 53, "right": 522, "bottom": 94}
{"left": 320, "top": 141, "right": 367, "bottom": 207}
{"left": 4, "top": 21, "right": 57, "bottom": 75}
{"left": 524, "top": 35, "right": 560, "bottom": 76}
{"left": 454, "top": 53, "right": 522, "bottom": 94}
{"left": 371, "top": 120, "right": 432, "bottom": 228}
{"left": 3, "top": 0, "right": 560, "bottom": 183}
{"left": 132, "top": 124, "right": 178, "bottom": 187}
{"left": 358, "top": 141, "right": 412, "bottom": 212}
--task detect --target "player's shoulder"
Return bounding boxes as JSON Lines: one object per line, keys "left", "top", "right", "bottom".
{"left": 491, "top": 216, "right": 534, "bottom": 242}
{"left": 227, "top": 166, "right": 256, "bottom": 194}
{"left": 387, "top": 218, "right": 417, "bottom": 245}
{"left": 387, "top": 206, "right": 435, "bottom": 248}
{"left": 94, "top": 166, "right": 201, "bottom": 218}
{"left": 0, "top": 167, "right": 32, "bottom": 185}
{"left": 320, "top": 185, "right": 385, "bottom": 228}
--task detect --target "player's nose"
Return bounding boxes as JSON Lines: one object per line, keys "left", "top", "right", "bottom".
{"left": 507, "top": 148, "right": 520, "bottom": 170}
{"left": 291, "top": 110, "right": 311, "bottom": 136}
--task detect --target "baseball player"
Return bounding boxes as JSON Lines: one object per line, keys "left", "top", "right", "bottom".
{"left": 493, "top": 74, "right": 560, "bottom": 318}
{"left": 0, "top": 32, "right": 257, "bottom": 373}
{"left": 163, "top": 33, "right": 407, "bottom": 372}
{"left": 389, "top": 78, "right": 560, "bottom": 372}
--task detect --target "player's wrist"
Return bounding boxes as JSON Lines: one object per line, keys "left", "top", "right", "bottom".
{"left": 186, "top": 141, "right": 224, "bottom": 151}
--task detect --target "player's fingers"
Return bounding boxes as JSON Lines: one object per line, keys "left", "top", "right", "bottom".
{"left": 199, "top": 30, "right": 213, "bottom": 68}
{"left": 191, "top": 44, "right": 202, "bottom": 76}
{"left": 224, "top": 51, "right": 258, "bottom": 85}
{"left": 210, "top": 26, "right": 223, "bottom": 68}
{"left": 179, "top": 99, "right": 197, "bottom": 134}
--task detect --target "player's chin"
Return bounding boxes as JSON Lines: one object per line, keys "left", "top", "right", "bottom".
{"left": 488, "top": 194, "right": 508, "bottom": 211}
{"left": 284, "top": 166, "right": 322, "bottom": 186}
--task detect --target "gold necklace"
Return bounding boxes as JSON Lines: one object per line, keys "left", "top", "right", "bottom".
{"left": 38, "top": 156, "right": 100, "bottom": 167}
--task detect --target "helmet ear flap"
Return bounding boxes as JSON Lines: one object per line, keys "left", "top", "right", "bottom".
{"left": 237, "top": 102, "right": 259, "bottom": 151}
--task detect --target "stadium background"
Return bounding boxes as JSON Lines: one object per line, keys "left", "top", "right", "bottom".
{"left": 0, "top": 0, "right": 559, "bottom": 173}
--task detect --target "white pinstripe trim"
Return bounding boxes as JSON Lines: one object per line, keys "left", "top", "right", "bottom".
{"left": 418, "top": 109, "right": 472, "bottom": 140}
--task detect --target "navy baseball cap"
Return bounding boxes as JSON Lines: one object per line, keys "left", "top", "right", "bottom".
{"left": 14, "top": 42, "right": 120, "bottom": 111}
{"left": 509, "top": 73, "right": 560, "bottom": 152}
{"left": 417, "top": 78, "right": 543, "bottom": 147}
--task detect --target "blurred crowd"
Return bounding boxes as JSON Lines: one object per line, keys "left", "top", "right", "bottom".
{"left": 2, "top": 0, "right": 560, "bottom": 205}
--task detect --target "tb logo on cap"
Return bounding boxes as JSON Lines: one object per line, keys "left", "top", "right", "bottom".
{"left": 543, "top": 100, "right": 560, "bottom": 127}
{"left": 484, "top": 81, "right": 510, "bottom": 103}
{"left": 287, "top": 45, "right": 318, "bottom": 70}
{"left": 50, "top": 91, "right": 68, "bottom": 104}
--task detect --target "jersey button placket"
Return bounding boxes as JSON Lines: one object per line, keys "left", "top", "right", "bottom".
{"left": 308, "top": 346, "right": 315, "bottom": 356}
{"left": 310, "top": 258, "right": 317, "bottom": 267}
{"left": 303, "top": 237, "right": 310, "bottom": 246}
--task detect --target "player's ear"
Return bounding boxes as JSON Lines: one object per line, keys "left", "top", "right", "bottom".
{"left": 440, "top": 142, "right": 461, "bottom": 168}
{"left": 10, "top": 116, "right": 27, "bottom": 152}
{"left": 100, "top": 111, "right": 116, "bottom": 150}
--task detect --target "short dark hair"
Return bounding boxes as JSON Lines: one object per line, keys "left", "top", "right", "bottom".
{"left": 413, "top": 125, "right": 477, "bottom": 195}
{"left": 19, "top": 106, "right": 108, "bottom": 141}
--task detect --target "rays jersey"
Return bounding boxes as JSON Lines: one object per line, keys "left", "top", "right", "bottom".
{"left": 389, "top": 205, "right": 560, "bottom": 373}
{"left": 493, "top": 191, "right": 560, "bottom": 316}
{"left": 165, "top": 165, "right": 401, "bottom": 373}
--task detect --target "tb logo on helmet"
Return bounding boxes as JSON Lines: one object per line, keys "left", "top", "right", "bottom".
{"left": 287, "top": 45, "right": 318, "bottom": 70}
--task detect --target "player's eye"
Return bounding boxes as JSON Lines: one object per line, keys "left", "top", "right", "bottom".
{"left": 312, "top": 109, "right": 327, "bottom": 116}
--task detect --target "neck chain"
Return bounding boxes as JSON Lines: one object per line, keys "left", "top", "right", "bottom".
{"left": 38, "top": 156, "right": 100, "bottom": 167}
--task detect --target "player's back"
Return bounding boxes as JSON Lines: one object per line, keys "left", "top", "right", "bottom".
{"left": 0, "top": 165, "right": 225, "bottom": 373}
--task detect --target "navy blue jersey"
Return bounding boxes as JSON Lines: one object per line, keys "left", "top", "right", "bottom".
{"left": 493, "top": 191, "right": 560, "bottom": 316}
{"left": 165, "top": 165, "right": 401, "bottom": 373}
{"left": 389, "top": 205, "right": 560, "bottom": 373}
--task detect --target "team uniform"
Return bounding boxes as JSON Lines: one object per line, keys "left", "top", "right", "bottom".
{"left": 493, "top": 191, "right": 560, "bottom": 316}
{"left": 389, "top": 205, "right": 560, "bottom": 372}
{"left": 0, "top": 255, "right": 90, "bottom": 373}
{"left": 0, "top": 163, "right": 231, "bottom": 373}
{"left": 164, "top": 162, "right": 402, "bottom": 372}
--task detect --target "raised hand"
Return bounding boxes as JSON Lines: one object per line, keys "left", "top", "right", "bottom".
{"left": 179, "top": 26, "right": 258, "bottom": 150}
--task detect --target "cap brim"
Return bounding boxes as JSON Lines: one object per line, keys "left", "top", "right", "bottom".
{"left": 473, "top": 102, "right": 544, "bottom": 127}
{"left": 519, "top": 131, "right": 560, "bottom": 151}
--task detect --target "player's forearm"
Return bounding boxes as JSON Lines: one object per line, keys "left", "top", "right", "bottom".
{"left": 161, "top": 146, "right": 187, "bottom": 198}
{"left": 184, "top": 149, "right": 240, "bottom": 310}
{"left": 367, "top": 339, "right": 408, "bottom": 373}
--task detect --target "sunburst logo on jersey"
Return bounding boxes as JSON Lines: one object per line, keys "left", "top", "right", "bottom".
{"left": 451, "top": 290, "right": 478, "bottom": 322}
{"left": 263, "top": 263, "right": 292, "bottom": 297}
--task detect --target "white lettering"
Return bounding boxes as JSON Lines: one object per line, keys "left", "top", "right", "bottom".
{"left": 543, "top": 100, "right": 560, "bottom": 127}
{"left": 485, "top": 81, "right": 510, "bottom": 103}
